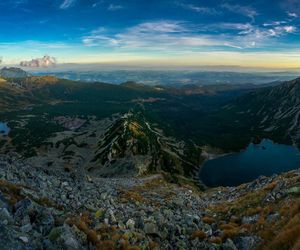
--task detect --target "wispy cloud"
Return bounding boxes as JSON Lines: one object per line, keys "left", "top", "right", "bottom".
{"left": 108, "top": 4, "right": 123, "bottom": 11}
{"left": 60, "top": 0, "right": 76, "bottom": 9}
{"left": 82, "top": 18, "right": 298, "bottom": 52}
{"left": 82, "top": 21, "right": 225, "bottom": 49}
{"left": 221, "top": 3, "right": 258, "bottom": 21}
{"left": 92, "top": 1, "right": 103, "bottom": 8}
{"left": 214, "top": 23, "right": 254, "bottom": 33}
{"left": 176, "top": 2, "right": 219, "bottom": 15}
{"left": 128, "top": 21, "right": 188, "bottom": 33}
{"left": 0, "top": 41, "right": 73, "bottom": 50}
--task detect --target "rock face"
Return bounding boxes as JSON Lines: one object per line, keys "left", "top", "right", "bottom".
{"left": 0, "top": 153, "right": 299, "bottom": 249}
{"left": 223, "top": 77, "right": 300, "bottom": 146}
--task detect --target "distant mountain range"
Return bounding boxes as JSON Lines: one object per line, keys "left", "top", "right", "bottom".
{"left": 31, "top": 68, "right": 300, "bottom": 86}
{"left": 0, "top": 67, "right": 300, "bottom": 183}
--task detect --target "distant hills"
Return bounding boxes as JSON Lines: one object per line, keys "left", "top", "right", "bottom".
{"left": 32, "top": 68, "right": 300, "bottom": 86}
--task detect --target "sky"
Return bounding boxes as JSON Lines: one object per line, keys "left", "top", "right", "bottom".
{"left": 1, "top": 0, "right": 300, "bottom": 69}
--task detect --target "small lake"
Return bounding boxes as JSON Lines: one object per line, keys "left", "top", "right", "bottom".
{"left": 0, "top": 122, "right": 10, "bottom": 136}
{"left": 200, "top": 139, "right": 300, "bottom": 187}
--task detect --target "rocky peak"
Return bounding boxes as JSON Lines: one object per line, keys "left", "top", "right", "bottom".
{"left": 88, "top": 111, "right": 200, "bottom": 184}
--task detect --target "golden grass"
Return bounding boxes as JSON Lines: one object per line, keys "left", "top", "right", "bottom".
{"left": 264, "top": 181, "right": 277, "bottom": 191}
{"left": 221, "top": 228, "right": 239, "bottom": 242}
{"left": 128, "top": 122, "right": 146, "bottom": 137}
{"left": 202, "top": 216, "right": 215, "bottom": 224}
{"left": 204, "top": 179, "right": 300, "bottom": 248}
{"left": 292, "top": 238, "right": 300, "bottom": 250}
{"left": 219, "top": 223, "right": 239, "bottom": 231}
{"left": 26, "top": 76, "right": 58, "bottom": 85}
{"left": 265, "top": 224, "right": 300, "bottom": 250}
{"left": 257, "top": 199, "right": 300, "bottom": 249}
{"left": 190, "top": 230, "right": 207, "bottom": 240}
{"left": 66, "top": 211, "right": 143, "bottom": 250}
{"left": 209, "top": 236, "right": 222, "bottom": 244}
{"left": 119, "top": 190, "right": 146, "bottom": 203}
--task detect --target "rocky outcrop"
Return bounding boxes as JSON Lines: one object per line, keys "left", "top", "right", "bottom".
{"left": 0, "top": 67, "right": 29, "bottom": 78}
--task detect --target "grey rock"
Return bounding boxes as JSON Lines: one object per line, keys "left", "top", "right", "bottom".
{"left": 59, "top": 225, "right": 81, "bottom": 250}
{"left": 19, "top": 236, "right": 29, "bottom": 243}
{"left": 0, "top": 224, "right": 24, "bottom": 250}
{"left": 21, "top": 223, "right": 32, "bottom": 233}
{"left": 173, "top": 199, "right": 184, "bottom": 207}
{"left": 144, "top": 222, "right": 159, "bottom": 235}
{"left": 234, "top": 236, "right": 261, "bottom": 250}
{"left": 266, "top": 213, "right": 280, "bottom": 222}
{"left": 126, "top": 218, "right": 135, "bottom": 230}
{"left": 223, "top": 239, "right": 238, "bottom": 250}
{"left": 0, "top": 208, "right": 13, "bottom": 224}
{"left": 241, "top": 214, "right": 260, "bottom": 224}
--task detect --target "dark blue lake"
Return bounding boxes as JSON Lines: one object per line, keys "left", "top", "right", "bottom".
{"left": 0, "top": 122, "right": 10, "bottom": 136}
{"left": 200, "top": 139, "right": 300, "bottom": 187}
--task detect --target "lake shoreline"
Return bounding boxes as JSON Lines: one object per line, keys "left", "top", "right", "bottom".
{"left": 199, "top": 139, "right": 300, "bottom": 187}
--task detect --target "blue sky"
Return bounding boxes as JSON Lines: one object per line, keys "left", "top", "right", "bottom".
{"left": 1, "top": 0, "right": 300, "bottom": 68}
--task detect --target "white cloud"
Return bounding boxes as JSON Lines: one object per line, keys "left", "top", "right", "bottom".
{"left": 234, "top": 24, "right": 296, "bottom": 48}
{"left": 263, "top": 21, "right": 287, "bottom": 27}
{"left": 20, "top": 55, "right": 57, "bottom": 67}
{"left": 264, "top": 26, "right": 296, "bottom": 37}
{"left": 60, "top": 0, "right": 76, "bottom": 9}
{"left": 287, "top": 11, "right": 298, "bottom": 18}
{"left": 282, "top": 25, "right": 296, "bottom": 33}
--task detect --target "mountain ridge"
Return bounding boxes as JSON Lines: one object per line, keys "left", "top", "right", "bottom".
{"left": 222, "top": 76, "right": 300, "bottom": 147}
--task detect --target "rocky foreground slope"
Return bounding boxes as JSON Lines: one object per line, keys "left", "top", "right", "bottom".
{"left": 0, "top": 153, "right": 299, "bottom": 250}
